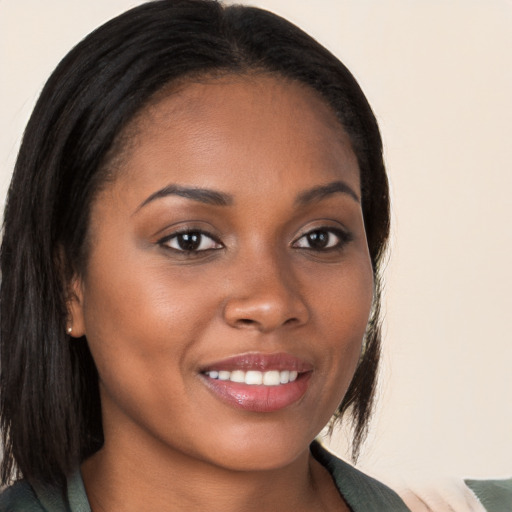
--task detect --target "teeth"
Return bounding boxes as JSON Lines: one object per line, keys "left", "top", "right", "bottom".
{"left": 280, "top": 370, "right": 290, "bottom": 384}
{"left": 230, "top": 370, "right": 245, "bottom": 383}
{"left": 263, "top": 370, "right": 280, "bottom": 386}
{"left": 205, "top": 369, "right": 300, "bottom": 386}
{"left": 245, "top": 371, "right": 263, "bottom": 385}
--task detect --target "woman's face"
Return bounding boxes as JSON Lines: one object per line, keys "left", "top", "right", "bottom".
{"left": 71, "top": 75, "right": 374, "bottom": 471}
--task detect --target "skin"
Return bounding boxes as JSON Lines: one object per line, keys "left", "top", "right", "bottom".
{"left": 70, "top": 74, "right": 374, "bottom": 511}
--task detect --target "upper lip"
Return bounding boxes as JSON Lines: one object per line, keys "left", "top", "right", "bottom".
{"left": 200, "top": 352, "right": 314, "bottom": 373}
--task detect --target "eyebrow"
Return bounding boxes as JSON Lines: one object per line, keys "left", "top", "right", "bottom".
{"left": 136, "top": 179, "right": 359, "bottom": 213}
{"left": 137, "top": 184, "right": 234, "bottom": 211}
{"left": 295, "top": 180, "right": 360, "bottom": 205}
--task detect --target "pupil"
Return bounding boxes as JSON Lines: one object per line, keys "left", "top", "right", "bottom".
{"left": 308, "top": 231, "right": 328, "bottom": 248}
{"left": 178, "top": 232, "right": 201, "bottom": 251}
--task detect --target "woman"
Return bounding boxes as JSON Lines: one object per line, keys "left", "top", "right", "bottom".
{"left": 0, "top": 1, "right": 409, "bottom": 510}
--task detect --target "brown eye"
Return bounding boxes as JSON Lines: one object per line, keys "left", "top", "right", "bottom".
{"left": 161, "top": 231, "right": 222, "bottom": 252}
{"left": 305, "top": 231, "right": 330, "bottom": 249}
{"left": 293, "top": 228, "right": 351, "bottom": 251}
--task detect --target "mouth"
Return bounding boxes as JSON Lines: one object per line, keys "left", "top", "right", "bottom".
{"left": 204, "top": 369, "right": 299, "bottom": 386}
{"left": 199, "top": 352, "right": 313, "bottom": 413}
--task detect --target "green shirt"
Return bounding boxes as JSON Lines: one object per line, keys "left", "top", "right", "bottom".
{"left": 0, "top": 442, "right": 410, "bottom": 511}
{"left": 465, "top": 477, "right": 512, "bottom": 512}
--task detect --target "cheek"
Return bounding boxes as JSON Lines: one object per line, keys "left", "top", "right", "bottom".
{"left": 79, "top": 250, "right": 219, "bottom": 386}
{"left": 311, "top": 256, "right": 373, "bottom": 338}
{"left": 307, "top": 256, "right": 374, "bottom": 387}
{"left": 80, "top": 263, "right": 221, "bottom": 434}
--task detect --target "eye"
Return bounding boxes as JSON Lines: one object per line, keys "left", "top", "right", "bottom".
{"left": 292, "top": 227, "right": 351, "bottom": 251}
{"left": 159, "top": 230, "right": 222, "bottom": 253}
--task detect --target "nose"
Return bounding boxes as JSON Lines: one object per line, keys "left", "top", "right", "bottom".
{"left": 222, "top": 253, "right": 310, "bottom": 333}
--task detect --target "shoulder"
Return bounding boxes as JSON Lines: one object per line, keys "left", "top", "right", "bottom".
{"left": 0, "top": 480, "right": 45, "bottom": 511}
{"left": 0, "top": 477, "right": 75, "bottom": 512}
{"left": 465, "top": 477, "right": 512, "bottom": 512}
{"left": 311, "top": 441, "right": 411, "bottom": 512}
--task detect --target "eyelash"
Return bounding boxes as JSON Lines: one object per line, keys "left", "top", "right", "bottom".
{"left": 157, "top": 226, "right": 352, "bottom": 255}
{"left": 158, "top": 230, "right": 223, "bottom": 254}
{"left": 292, "top": 227, "right": 353, "bottom": 251}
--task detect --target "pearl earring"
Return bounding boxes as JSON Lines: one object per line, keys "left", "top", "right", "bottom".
{"left": 67, "top": 326, "right": 73, "bottom": 334}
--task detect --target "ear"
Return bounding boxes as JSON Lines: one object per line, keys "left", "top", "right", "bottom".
{"left": 67, "top": 275, "right": 86, "bottom": 338}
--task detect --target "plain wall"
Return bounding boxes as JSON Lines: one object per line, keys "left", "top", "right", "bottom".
{"left": 1, "top": 0, "right": 511, "bottom": 480}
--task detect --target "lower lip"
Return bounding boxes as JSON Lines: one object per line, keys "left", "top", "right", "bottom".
{"left": 201, "top": 372, "right": 312, "bottom": 413}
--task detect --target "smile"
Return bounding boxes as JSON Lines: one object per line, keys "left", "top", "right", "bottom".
{"left": 200, "top": 352, "right": 313, "bottom": 412}
{"left": 204, "top": 369, "right": 298, "bottom": 386}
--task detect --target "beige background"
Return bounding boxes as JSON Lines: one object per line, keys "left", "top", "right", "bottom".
{"left": 1, "top": 0, "right": 510, "bottom": 481}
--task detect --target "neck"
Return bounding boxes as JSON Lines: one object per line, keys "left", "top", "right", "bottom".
{"left": 81, "top": 429, "right": 346, "bottom": 512}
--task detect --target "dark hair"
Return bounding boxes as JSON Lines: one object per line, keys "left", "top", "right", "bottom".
{"left": 0, "top": 0, "right": 389, "bottom": 487}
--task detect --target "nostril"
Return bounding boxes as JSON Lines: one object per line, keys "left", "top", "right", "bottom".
{"left": 237, "top": 318, "right": 257, "bottom": 327}
{"left": 223, "top": 295, "right": 309, "bottom": 332}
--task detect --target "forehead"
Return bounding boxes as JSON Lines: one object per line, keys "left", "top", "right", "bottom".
{"left": 107, "top": 73, "right": 360, "bottom": 203}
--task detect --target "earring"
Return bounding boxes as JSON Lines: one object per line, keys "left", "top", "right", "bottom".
{"left": 67, "top": 326, "right": 73, "bottom": 334}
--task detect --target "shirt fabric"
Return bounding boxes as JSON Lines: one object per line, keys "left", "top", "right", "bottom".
{"left": 0, "top": 441, "right": 410, "bottom": 511}
{"left": 465, "top": 477, "right": 512, "bottom": 512}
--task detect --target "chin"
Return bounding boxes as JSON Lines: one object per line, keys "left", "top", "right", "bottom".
{"left": 193, "top": 425, "right": 316, "bottom": 473}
